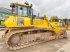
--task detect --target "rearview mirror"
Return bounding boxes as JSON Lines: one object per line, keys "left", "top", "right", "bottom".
{"left": 33, "top": 15, "right": 36, "bottom": 18}
{"left": 10, "top": 3, "right": 15, "bottom": 8}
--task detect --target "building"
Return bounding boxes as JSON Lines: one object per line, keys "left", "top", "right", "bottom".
{"left": 0, "top": 7, "right": 11, "bottom": 27}
{"left": 0, "top": 7, "right": 11, "bottom": 20}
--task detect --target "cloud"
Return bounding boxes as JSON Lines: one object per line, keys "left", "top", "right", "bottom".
{"left": 47, "top": 0, "right": 70, "bottom": 18}
{"left": 0, "top": 0, "right": 70, "bottom": 18}
{"left": 31, "top": 0, "right": 68, "bottom": 18}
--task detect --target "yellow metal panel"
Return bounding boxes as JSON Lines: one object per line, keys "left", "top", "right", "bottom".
{"left": 49, "top": 22, "right": 59, "bottom": 27}
{"left": 4, "top": 16, "right": 31, "bottom": 27}
{"left": 4, "top": 16, "right": 17, "bottom": 27}
{"left": 33, "top": 18, "right": 49, "bottom": 28}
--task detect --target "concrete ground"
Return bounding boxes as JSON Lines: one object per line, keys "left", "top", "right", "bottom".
{"left": 0, "top": 30, "right": 70, "bottom": 52}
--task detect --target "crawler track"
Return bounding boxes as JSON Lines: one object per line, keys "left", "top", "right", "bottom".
{"left": 4, "top": 28, "right": 66, "bottom": 50}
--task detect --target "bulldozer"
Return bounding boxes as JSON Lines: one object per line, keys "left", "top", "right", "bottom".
{"left": 63, "top": 19, "right": 70, "bottom": 30}
{"left": 3, "top": 2, "right": 67, "bottom": 50}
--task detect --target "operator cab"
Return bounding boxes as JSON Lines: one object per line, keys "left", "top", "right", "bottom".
{"left": 10, "top": 2, "right": 33, "bottom": 17}
{"left": 4, "top": 2, "right": 34, "bottom": 27}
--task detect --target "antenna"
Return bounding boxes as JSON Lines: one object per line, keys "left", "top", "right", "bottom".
{"left": 38, "top": 12, "right": 39, "bottom": 18}
{"left": 25, "top": 1, "right": 29, "bottom": 5}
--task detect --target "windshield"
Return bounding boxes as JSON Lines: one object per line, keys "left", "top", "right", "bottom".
{"left": 28, "top": 7, "right": 33, "bottom": 17}
{"left": 18, "top": 6, "right": 27, "bottom": 16}
{"left": 13, "top": 5, "right": 33, "bottom": 17}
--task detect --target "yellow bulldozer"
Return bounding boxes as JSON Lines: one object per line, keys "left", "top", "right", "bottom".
{"left": 63, "top": 19, "right": 70, "bottom": 30}
{"left": 3, "top": 2, "right": 67, "bottom": 50}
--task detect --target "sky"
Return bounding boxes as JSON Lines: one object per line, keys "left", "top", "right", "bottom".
{"left": 0, "top": 0, "right": 70, "bottom": 19}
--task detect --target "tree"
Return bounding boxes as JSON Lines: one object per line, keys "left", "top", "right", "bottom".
{"left": 50, "top": 16, "right": 58, "bottom": 22}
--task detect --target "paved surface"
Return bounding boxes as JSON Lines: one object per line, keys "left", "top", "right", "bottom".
{"left": 56, "top": 31, "right": 70, "bottom": 52}
{"left": 0, "top": 30, "right": 70, "bottom": 52}
{"left": 56, "top": 42, "right": 70, "bottom": 52}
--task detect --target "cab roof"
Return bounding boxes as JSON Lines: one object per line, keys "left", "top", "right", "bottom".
{"left": 15, "top": 2, "right": 32, "bottom": 7}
